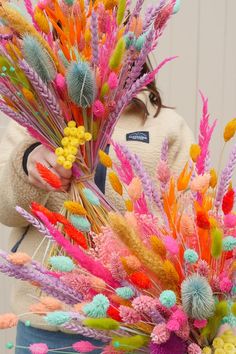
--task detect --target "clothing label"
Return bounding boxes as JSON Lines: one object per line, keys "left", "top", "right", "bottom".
{"left": 126, "top": 131, "right": 149, "bottom": 143}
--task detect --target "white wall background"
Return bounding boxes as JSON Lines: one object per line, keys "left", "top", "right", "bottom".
{"left": 1, "top": 0, "right": 236, "bottom": 351}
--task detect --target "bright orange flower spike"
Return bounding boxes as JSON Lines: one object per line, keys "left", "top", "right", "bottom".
{"left": 177, "top": 163, "right": 192, "bottom": 191}
{"left": 36, "top": 163, "right": 62, "bottom": 189}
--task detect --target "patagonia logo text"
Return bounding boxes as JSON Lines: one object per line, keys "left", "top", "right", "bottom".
{"left": 126, "top": 131, "right": 149, "bottom": 143}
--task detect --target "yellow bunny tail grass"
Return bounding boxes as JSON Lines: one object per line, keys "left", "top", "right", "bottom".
{"left": 190, "top": 144, "right": 201, "bottom": 162}
{"left": 111, "top": 335, "right": 148, "bottom": 351}
{"left": 125, "top": 199, "right": 133, "bottom": 211}
{"left": 108, "top": 171, "right": 123, "bottom": 196}
{"left": 104, "top": 0, "right": 118, "bottom": 10}
{"left": 0, "top": 3, "right": 58, "bottom": 68}
{"left": 98, "top": 150, "right": 112, "bottom": 168}
{"left": 34, "top": 7, "right": 50, "bottom": 34}
{"left": 83, "top": 318, "right": 120, "bottom": 330}
{"left": 224, "top": 118, "right": 236, "bottom": 142}
{"left": 210, "top": 168, "right": 218, "bottom": 188}
{"left": 109, "top": 38, "right": 125, "bottom": 70}
{"left": 64, "top": 201, "right": 87, "bottom": 215}
{"left": 201, "top": 301, "right": 228, "bottom": 341}
{"left": 211, "top": 227, "right": 223, "bottom": 259}
{"left": 109, "top": 213, "right": 179, "bottom": 289}
{"left": 150, "top": 235, "right": 167, "bottom": 259}
{"left": 231, "top": 302, "right": 236, "bottom": 316}
{"left": 5, "top": 42, "right": 22, "bottom": 61}
{"left": 116, "top": 0, "right": 126, "bottom": 26}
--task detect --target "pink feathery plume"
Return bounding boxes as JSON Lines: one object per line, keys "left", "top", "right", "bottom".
{"left": 196, "top": 91, "right": 217, "bottom": 175}
{"left": 37, "top": 212, "right": 119, "bottom": 288}
{"left": 24, "top": 0, "right": 40, "bottom": 31}
{"left": 143, "top": 56, "right": 177, "bottom": 87}
{"left": 112, "top": 140, "right": 134, "bottom": 184}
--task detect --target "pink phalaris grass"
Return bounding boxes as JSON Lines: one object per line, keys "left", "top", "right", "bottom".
{"left": 193, "top": 319, "right": 207, "bottom": 329}
{"left": 61, "top": 272, "right": 91, "bottom": 296}
{"left": 0, "top": 313, "right": 18, "bottom": 329}
{"left": 132, "top": 295, "right": 158, "bottom": 315}
{"left": 157, "top": 160, "right": 171, "bottom": 184}
{"left": 7, "top": 252, "right": 31, "bottom": 265}
{"left": 197, "top": 260, "right": 209, "bottom": 277}
{"left": 29, "top": 343, "right": 49, "bottom": 354}
{"left": 175, "top": 323, "right": 190, "bottom": 341}
{"left": 119, "top": 305, "right": 141, "bottom": 324}
{"left": 224, "top": 213, "right": 236, "bottom": 228}
{"left": 219, "top": 276, "right": 233, "bottom": 293}
{"left": 151, "top": 323, "right": 170, "bottom": 344}
{"left": 72, "top": 341, "right": 98, "bottom": 353}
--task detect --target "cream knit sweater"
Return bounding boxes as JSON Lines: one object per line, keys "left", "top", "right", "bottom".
{"left": 0, "top": 92, "right": 194, "bottom": 331}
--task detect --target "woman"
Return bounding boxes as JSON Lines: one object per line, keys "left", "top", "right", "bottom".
{"left": 0, "top": 62, "right": 194, "bottom": 353}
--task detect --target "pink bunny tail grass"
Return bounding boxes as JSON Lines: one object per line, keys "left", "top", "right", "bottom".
{"left": 196, "top": 91, "right": 217, "bottom": 175}
{"left": 36, "top": 212, "right": 119, "bottom": 288}
{"left": 112, "top": 140, "right": 134, "bottom": 184}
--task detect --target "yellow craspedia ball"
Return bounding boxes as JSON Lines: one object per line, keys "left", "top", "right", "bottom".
{"left": 214, "top": 349, "right": 226, "bottom": 354}
{"left": 64, "top": 127, "right": 71, "bottom": 136}
{"left": 84, "top": 132, "right": 92, "bottom": 141}
{"left": 98, "top": 150, "right": 112, "bottom": 168}
{"left": 224, "top": 343, "right": 235, "bottom": 352}
{"left": 68, "top": 146, "right": 78, "bottom": 155}
{"left": 70, "top": 138, "right": 80, "bottom": 147}
{"left": 67, "top": 154, "right": 76, "bottom": 163}
{"left": 190, "top": 144, "right": 201, "bottom": 162}
{"left": 57, "top": 156, "right": 66, "bottom": 165}
{"left": 63, "top": 161, "right": 73, "bottom": 169}
{"left": 55, "top": 147, "right": 64, "bottom": 156}
{"left": 61, "top": 137, "right": 70, "bottom": 147}
{"left": 213, "top": 337, "right": 224, "bottom": 349}
{"left": 224, "top": 118, "right": 236, "bottom": 142}
{"left": 202, "top": 347, "right": 212, "bottom": 354}
{"left": 125, "top": 199, "right": 133, "bottom": 212}
{"left": 210, "top": 168, "right": 218, "bottom": 188}
{"left": 68, "top": 121, "right": 76, "bottom": 128}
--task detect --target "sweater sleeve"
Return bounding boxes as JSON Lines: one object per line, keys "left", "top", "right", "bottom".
{"left": 0, "top": 121, "right": 49, "bottom": 227}
{"left": 167, "top": 112, "right": 195, "bottom": 175}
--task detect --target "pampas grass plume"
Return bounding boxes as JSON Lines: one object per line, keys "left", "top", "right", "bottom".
{"left": 66, "top": 61, "right": 95, "bottom": 107}
{"left": 211, "top": 227, "right": 223, "bottom": 258}
{"left": 109, "top": 38, "right": 125, "bottom": 70}
{"left": 22, "top": 35, "right": 56, "bottom": 82}
{"left": 150, "top": 236, "right": 167, "bottom": 258}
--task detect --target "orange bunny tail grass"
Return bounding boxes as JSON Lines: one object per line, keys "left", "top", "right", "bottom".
{"left": 63, "top": 223, "right": 88, "bottom": 249}
{"left": 36, "top": 163, "right": 62, "bottom": 189}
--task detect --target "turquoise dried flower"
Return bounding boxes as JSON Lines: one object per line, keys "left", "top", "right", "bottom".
{"left": 223, "top": 236, "right": 236, "bottom": 251}
{"left": 45, "top": 311, "right": 71, "bottom": 326}
{"left": 58, "top": 50, "right": 69, "bottom": 68}
{"left": 83, "top": 188, "right": 100, "bottom": 206}
{"left": 159, "top": 290, "right": 176, "bottom": 308}
{"left": 181, "top": 274, "right": 215, "bottom": 319}
{"left": 49, "top": 256, "right": 75, "bottom": 272}
{"left": 66, "top": 61, "right": 95, "bottom": 108}
{"left": 83, "top": 294, "right": 110, "bottom": 318}
{"left": 124, "top": 32, "right": 135, "bottom": 49}
{"left": 64, "top": 0, "right": 74, "bottom": 5}
{"left": 70, "top": 215, "right": 91, "bottom": 232}
{"left": 184, "top": 249, "right": 199, "bottom": 264}
{"left": 116, "top": 287, "right": 135, "bottom": 300}
{"left": 135, "top": 34, "right": 146, "bottom": 52}
{"left": 22, "top": 35, "right": 56, "bottom": 82}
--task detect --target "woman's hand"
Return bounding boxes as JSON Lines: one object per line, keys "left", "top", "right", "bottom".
{"left": 27, "top": 145, "right": 72, "bottom": 191}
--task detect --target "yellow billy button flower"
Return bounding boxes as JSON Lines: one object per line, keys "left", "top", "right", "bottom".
{"left": 213, "top": 337, "right": 224, "bottom": 349}
{"left": 57, "top": 156, "right": 66, "bottom": 165}
{"left": 209, "top": 168, "right": 217, "bottom": 188}
{"left": 98, "top": 150, "right": 112, "bottom": 168}
{"left": 190, "top": 144, "right": 201, "bottom": 162}
{"left": 55, "top": 147, "right": 64, "bottom": 156}
{"left": 202, "top": 347, "right": 212, "bottom": 354}
{"left": 224, "top": 118, "right": 236, "bottom": 142}
{"left": 84, "top": 132, "right": 92, "bottom": 141}
{"left": 63, "top": 161, "right": 73, "bottom": 170}
{"left": 68, "top": 121, "right": 76, "bottom": 128}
